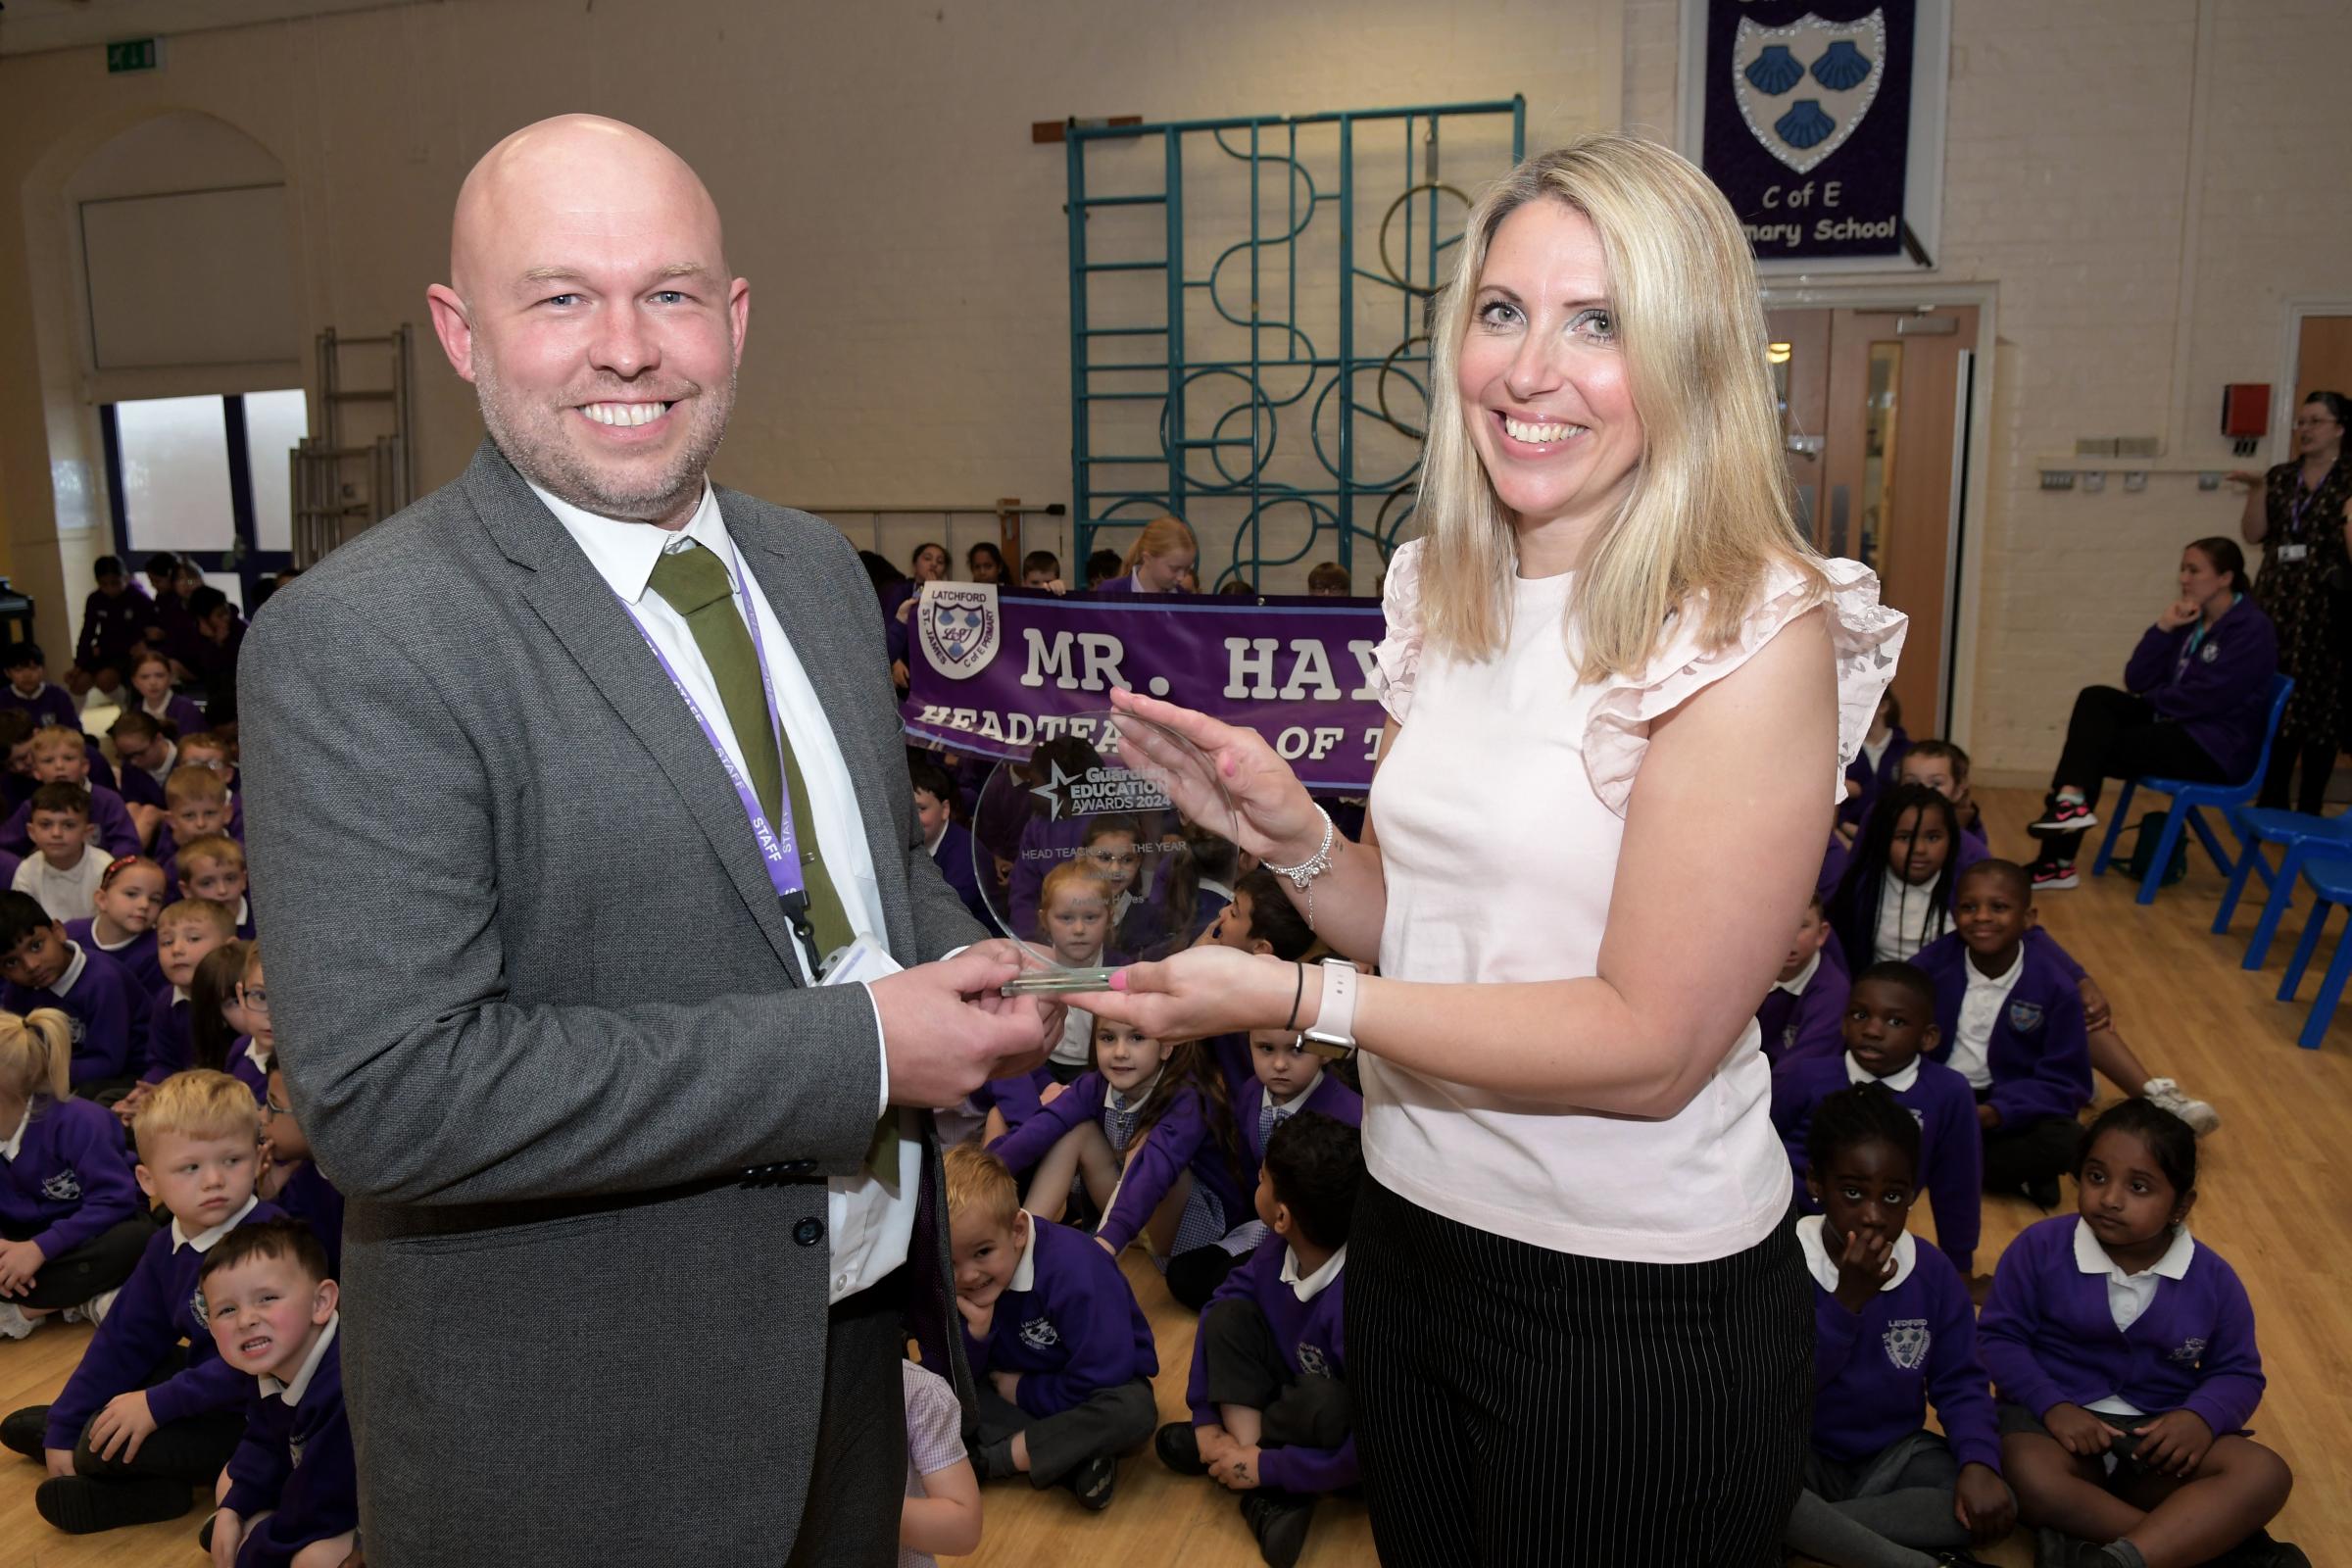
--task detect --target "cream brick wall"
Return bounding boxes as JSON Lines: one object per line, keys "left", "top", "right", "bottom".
{"left": 0, "top": 0, "right": 1620, "bottom": 645}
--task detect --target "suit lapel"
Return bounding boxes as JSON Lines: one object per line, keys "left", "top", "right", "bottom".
{"left": 723, "top": 493, "right": 922, "bottom": 962}
{"left": 464, "top": 445, "right": 802, "bottom": 975}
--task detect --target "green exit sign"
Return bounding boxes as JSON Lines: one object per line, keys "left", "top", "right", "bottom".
{"left": 106, "top": 38, "right": 162, "bottom": 74}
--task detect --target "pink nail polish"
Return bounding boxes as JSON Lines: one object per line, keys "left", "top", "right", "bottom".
{"left": 1109, "top": 969, "right": 1129, "bottom": 991}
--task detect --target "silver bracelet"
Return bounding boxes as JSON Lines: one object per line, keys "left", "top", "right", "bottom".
{"left": 1262, "top": 806, "right": 1337, "bottom": 925}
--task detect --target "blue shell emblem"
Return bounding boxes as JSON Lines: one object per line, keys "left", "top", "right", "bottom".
{"left": 1745, "top": 45, "right": 1804, "bottom": 94}
{"left": 1811, "top": 38, "right": 1875, "bottom": 90}
{"left": 2007, "top": 1001, "right": 2045, "bottom": 1034}
{"left": 930, "top": 603, "right": 986, "bottom": 662}
{"left": 1776, "top": 100, "right": 1838, "bottom": 150}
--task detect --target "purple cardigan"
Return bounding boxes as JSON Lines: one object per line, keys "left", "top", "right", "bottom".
{"left": 1979, "top": 1215, "right": 2265, "bottom": 1438}
{"left": 220, "top": 1331, "right": 359, "bottom": 1563}
{"left": 2122, "top": 595, "right": 2279, "bottom": 781}
{"left": 1185, "top": 1233, "right": 1356, "bottom": 1493}
{"left": 0, "top": 1095, "right": 141, "bottom": 1261}
{"left": 2, "top": 944, "right": 150, "bottom": 1088}
{"left": 959, "top": 1215, "right": 1156, "bottom": 1417}
{"left": 989, "top": 1071, "right": 1250, "bottom": 1253}
{"left": 1236, "top": 1070, "right": 1362, "bottom": 1169}
{"left": 1809, "top": 1228, "right": 2001, "bottom": 1473}
{"left": 63, "top": 917, "right": 163, "bottom": 999}
{"left": 1840, "top": 724, "right": 1909, "bottom": 828}
{"left": 1757, "top": 947, "right": 1850, "bottom": 1069}
{"left": 46, "top": 1199, "right": 289, "bottom": 1449}
{"left": 1773, "top": 1051, "right": 1984, "bottom": 1275}
{"left": 1914, "top": 933, "right": 2092, "bottom": 1127}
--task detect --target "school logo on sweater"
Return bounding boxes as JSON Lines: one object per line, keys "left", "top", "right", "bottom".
{"left": 1296, "top": 1343, "right": 1329, "bottom": 1378}
{"left": 2006, "top": 1002, "right": 2044, "bottom": 1033}
{"left": 38, "top": 1167, "right": 80, "bottom": 1202}
{"left": 66, "top": 1015, "right": 86, "bottom": 1045}
{"left": 1882, "top": 1318, "right": 1930, "bottom": 1371}
{"left": 2169, "top": 1337, "right": 2208, "bottom": 1364}
{"left": 190, "top": 1285, "right": 209, "bottom": 1332}
{"left": 917, "top": 584, "right": 1001, "bottom": 680}
{"left": 1018, "top": 1315, "right": 1060, "bottom": 1351}
{"left": 2200, "top": 642, "right": 2221, "bottom": 663}
{"left": 289, "top": 1434, "right": 307, "bottom": 1468}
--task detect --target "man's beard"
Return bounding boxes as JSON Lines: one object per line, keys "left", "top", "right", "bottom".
{"left": 471, "top": 338, "right": 733, "bottom": 522}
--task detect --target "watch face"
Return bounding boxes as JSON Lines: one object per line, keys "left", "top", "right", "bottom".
{"left": 970, "top": 708, "right": 1242, "bottom": 983}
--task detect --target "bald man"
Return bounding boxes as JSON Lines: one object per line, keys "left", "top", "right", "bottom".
{"left": 239, "top": 117, "right": 1054, "bottom": 1565}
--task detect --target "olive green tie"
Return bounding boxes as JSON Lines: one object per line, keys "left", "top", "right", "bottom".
{"left": 645, "top": 542, "right": 897, "bottom": 1181}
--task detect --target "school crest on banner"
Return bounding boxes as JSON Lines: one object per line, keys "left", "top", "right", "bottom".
{"left": 1882, "top": 1317, "right": 1930, "bottom": 1370}
{"left": 917, "top": 583, "right": 1001, "bottom": 681}
{"left": 1733, "top": 11, "right": 1888, "bottom": 174}
{"left": 1699, "top": 0, "right": 1919, "bottom": 261}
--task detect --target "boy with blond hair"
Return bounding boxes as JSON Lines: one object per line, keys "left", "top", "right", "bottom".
{"left": 3, "top": 1070, "right": 285, "bottom": 1534}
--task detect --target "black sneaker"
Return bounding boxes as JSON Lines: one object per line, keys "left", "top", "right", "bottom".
{"left": 34, "top": 1474, "right": 193, "bottom": 1534}
{"left": 968, "top": 1438, "right": 1015, "bottom": 1485}
{"left": 2029, "top": 800, "right": 2098, "bottom": 836}
{"left": 1154, "top": 1420, "right": 1208, "bottom": 1476}
{"left": 1241, "top": 1491, "right": 1317, "bottom": 1568}
{"left": 2032, "top": 860, "right": 2081, "bottom": 892}
{"left": 2211, "top": 1529, "right": 2312, "bottom": 1567}
{"left": 1, "top": 1403, "right": 49, "bottom": 1459}
{"left": 1063, "top": 1452, "right": 1116, "bottom": 1510}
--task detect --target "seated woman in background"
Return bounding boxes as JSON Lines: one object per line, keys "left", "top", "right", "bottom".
{"left": 2026, "top": 537, "right": 2278, "bottom": 891}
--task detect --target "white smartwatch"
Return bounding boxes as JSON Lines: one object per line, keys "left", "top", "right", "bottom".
{"left": 1301, "top": 958, "right": 1360, "bottom": 1055}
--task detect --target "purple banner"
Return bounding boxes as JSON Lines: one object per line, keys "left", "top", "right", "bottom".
{"left": 900, "top": 585, "right": 1390, "bottom": 791}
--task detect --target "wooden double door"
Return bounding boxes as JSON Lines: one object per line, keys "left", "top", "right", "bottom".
{"left": 1767, "top": 305, "right": 1979, "bottom": 735}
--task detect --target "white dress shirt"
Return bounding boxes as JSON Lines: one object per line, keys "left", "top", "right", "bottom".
{"left": 1949, "top": 945, "right": 2024, "bottom": 1091}
{"left": 536, "top": 480, "right": 916, "bottom": 1305}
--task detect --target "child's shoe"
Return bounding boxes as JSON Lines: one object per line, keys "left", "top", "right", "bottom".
{"left": 2141, "top": 1078, "right": 2220, "bottom": 1136}
{"left": 1062, "top": 1452, "right": 1116, "bottom": 1511}
{"left": 2031, "top": 859, "right": 2080, "bottom": 891}
{"left": 1241, "top": 1490, "right": 1316, "bottom": 1568}
{"left": 1, "top": 1403, "right": 48, "bottom": 1458}
{"left": 2028, "top": 800, "right": 2097, "bottom": 836}
{"left": 35, "top": 1473, "right": 193, "bottom": 1533}
{"left": 1153, "top": 1420, "right": 1208, "bottom": 1476}
{"left": 64, "top": 1288, "right": 121, "bottom": 1325}
{"left": 0, "top": 1301, "right": 42, "bottom": 1340}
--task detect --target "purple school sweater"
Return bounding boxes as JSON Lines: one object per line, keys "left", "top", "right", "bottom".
{"left": 960, "top": 1216, "right": 1156, "bottom": 1418}
{"left": 274, "top": 1160, "right": 345, "bottom": 1281}
{"left": 1914, "top": 934, "right": 2092, "bottom": 1128}
{"left": 1236, "top": 1071, "right": 1362, "bottom": 1170}
{"left": 1185, "top": 1233, "right": 1356, "bottom": 1493}
{"left": 220, "top": 1329, "right": 359, "bottom": 1564}
{"left": 1773, "top": 1051, "right": 1984, "bottom": 1275}
{"left": 929, "top": 820, "right": 991, "bottom": 926}
{"left": 1, "top": 944, "right": 149, "bottom": 1088}
{"left": 970, "top": 1065, "right": 1054, "bottom": 1135}
{"left": 1979, "top": 1215, "right": 2265, "bottom": 1438}
{"left": 78, "top": 586, "right": 153, "bottom": 674}
{"left": 64, "top": 917, "right": 163, "bottom": 1000}
{"left": 1840, "top": 724, "right": 1909, "bottom": 828}
{"left": 2121, "top": 594, "right": 2278, "bottom": 781}
{"left": 1757, "top": 947, "right": 1850, "bottom": 1070}
{"left": 1802, "top": 1217, "right": 2001, "bottom": 1473}
{"left": 0, "top": 683, "right": 79, "bottom": 732}
{"left": 0, "top": 1095, "right": 140, "bottom": 1258}
{"left": 143, "top": 989, "right": 192, "bottom": 1084}
{"left": 0, "top": 783, "right": 140, "bottom": 861}
{"left": 230, "top": 1036, "right": 270, "bottom": 1104}
{"left": 46, "top": 1199, "right": 289, "bottom": 1448}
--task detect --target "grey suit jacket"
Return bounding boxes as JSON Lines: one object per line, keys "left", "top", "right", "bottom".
{"left": 240, "top": 440, "right": 986, "bottom": 1564}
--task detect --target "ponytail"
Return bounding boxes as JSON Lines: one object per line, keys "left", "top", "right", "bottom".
{"left": 0, "top": 1007, "right": 74, "bottom": 1103}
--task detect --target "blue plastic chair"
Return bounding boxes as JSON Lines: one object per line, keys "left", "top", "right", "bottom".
{"left": 2275, "top": 847, "right": 2352, "bottom": 1050}
{"left": 2215, "top": 808, "right": 2352, "bottom": 967}
{"left": 2090, "top": 674, "right": 2294, "bottom": 906}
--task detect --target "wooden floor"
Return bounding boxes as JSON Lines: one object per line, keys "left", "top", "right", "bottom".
{"left": 4, "top": 786, "right": 2348, "bottom": 1567}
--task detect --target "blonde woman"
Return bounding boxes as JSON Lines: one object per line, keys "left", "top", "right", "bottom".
{"left": 1094, "top": 514, "right": 1198, "bottom": 595}
{"left": 1087, "top": 136, "right": 1905, "bottom": 1560}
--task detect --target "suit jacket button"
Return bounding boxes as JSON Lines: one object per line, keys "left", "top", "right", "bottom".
{"left": 794, "top": 1216, "right": 825, "bottom": 1247}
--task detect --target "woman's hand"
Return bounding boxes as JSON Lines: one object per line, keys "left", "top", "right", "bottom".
{"left": 2224, "top": 469, "right": 2264, "bottom": 490}
{"left": 2155, "top": 597, "right": 2201, "bottom": 632}
{"left": 1081, "top": 946, "right": 1302, "bottom": 1044}
{"left": 1105, "top": 689, "right": 1323, "bottom": 865}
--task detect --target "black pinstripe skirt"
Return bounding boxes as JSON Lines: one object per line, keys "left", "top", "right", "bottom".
{"left": 1347, "top": 1175, "right": 1811, "bottom": 1566}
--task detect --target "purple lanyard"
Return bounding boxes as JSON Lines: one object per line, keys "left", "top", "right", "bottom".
{"left": 617, "top": 538, "right": 817, "bottom": 949}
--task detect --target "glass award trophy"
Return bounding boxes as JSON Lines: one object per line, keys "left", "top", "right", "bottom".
{"left": 970, "top": 708, "right": 1239, "bottom": 996}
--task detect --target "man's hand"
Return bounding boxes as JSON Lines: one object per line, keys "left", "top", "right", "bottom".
{"left": 0, "top": 1237, "right": 45, "bottom": 1296}
{"left": 872, "top": 948, "right": 1052, "bottom": 1107}
{"left": 89, "top": 1390, "right": 158, "bottom": 1462}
